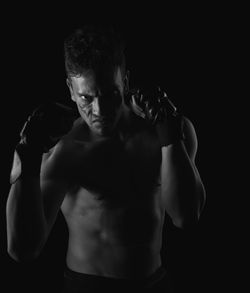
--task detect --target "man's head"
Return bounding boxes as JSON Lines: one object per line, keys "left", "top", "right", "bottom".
{"left": 64, "top": 25, "right": 129, "bottom": 137}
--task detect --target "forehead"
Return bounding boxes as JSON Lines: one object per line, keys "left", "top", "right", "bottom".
{"left": 70, "top": 66, "right": 123, "bottom": 93}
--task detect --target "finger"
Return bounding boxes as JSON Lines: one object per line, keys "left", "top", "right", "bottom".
{"left": 134, "top": 90, "right": 145, "bottom": 108}
{"left": 130, "top": 95, "right": 146, "bottom": 119}
{"left": 131, "top": 95, "right": 143, "bottom": 111}
{"left": 167, "top": 98, "right": 178, "bottom": 115}
{"left": 152, "top": 112, "right": 159, "bottom": 124}
{"left": 144, "top": 102, "right": 151, "bottom": 119}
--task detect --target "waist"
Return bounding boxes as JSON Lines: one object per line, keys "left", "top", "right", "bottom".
{"left": 64, "top": 264, "right": 168, "bottom": 290}
{"left": 66, "top": 241, "right": 162, "bottom": 279}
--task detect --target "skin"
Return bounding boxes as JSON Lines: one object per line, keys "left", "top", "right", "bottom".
{"left": 7, "top": 63, "right": 205, "bottom": 280}
{"left": 66, "top": 66, "right": 127, "bottom": 139}
{"left": 43, "top": 65, "right": 164, "bottom": 278}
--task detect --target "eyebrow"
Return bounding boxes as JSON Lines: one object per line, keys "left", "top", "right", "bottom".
{"left": 78, "top": 92, "right": 95, "bottom": 97}
{"left": 78, "top": 87, "right": 119, "bottom": 97}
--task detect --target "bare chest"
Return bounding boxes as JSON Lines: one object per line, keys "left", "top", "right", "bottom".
{"left": 63, "top": 133, "right": 162, "bottom": 205}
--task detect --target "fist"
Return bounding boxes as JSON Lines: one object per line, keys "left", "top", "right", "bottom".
{"left": 129, "top": 86, "right": 184, "bottom": 146}
{"left": 19, "top": 102, "right": 77, "bottom": 152}
{"left": 129, "top": 86, "right": 178, "bottom": 122}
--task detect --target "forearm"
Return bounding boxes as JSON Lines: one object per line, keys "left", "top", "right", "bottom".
{"left": 6, "top": 152, "right": 47, "bottom": 260}
{"left": 161, "top": 141, "right": 205, "bottom": 228}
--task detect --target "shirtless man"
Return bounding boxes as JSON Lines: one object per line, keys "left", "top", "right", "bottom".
{"left": 6, "top": 25, "right": 206, "bottom": 292}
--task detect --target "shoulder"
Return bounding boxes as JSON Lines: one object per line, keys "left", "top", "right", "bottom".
{"left": 41, "top": 118, "right": 90, "bottom": 178}
{"left": 41, "top": 142, "right": 68, "bottom": 180}
{"left": 125, "top": 109, "right": 155, "bottom": 137}
{"left": 182, "top": 116, "right": 196, "bottom": 137}
{"left": 41, "top": 134, "right": 80, "bottom": 181}
{"left": 182, "top": 116, "right": 198, "bottom": 161}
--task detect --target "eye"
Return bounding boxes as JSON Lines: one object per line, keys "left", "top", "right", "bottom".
{"left": 110, "top": 89, "right": 120, "bottom": 99}
{"left": 80, "top": 95, "right": 92, "bottom": 103}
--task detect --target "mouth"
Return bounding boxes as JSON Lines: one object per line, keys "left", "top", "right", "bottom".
{"left": 93, "top": 118, "right": 107, "bottom": 123}
{"left": 92, "top": 115, "right": 112, "bottom": 123}
{"left": 92, "top": 118, "right": 111, "bottom": 128}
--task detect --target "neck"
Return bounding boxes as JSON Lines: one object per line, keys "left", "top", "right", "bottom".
{"left": 90, "top": 106, "right": 132, "bottom": 142}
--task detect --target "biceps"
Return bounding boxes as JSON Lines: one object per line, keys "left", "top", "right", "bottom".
{"left": 41, "top": 178, "right": 67, "bottom": 233}
{"left": 182, "top": 117, "right": 198, "bottom": 162}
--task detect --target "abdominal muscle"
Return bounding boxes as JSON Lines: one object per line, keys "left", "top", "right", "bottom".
{"left": 61, "top": 187, "right": 165, "bottom": 279}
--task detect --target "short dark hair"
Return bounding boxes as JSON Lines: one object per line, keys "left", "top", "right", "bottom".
{"left": 64, "top": 25, "right": 126, "bottom": 78}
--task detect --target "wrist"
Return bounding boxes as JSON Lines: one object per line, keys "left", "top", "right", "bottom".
{"left": 159, "top": 136, "right": 184, "bottom": 148}
{"left": 16, "top": 142, "right": 43, "bottom": 158}
{"left": 157, "top": 114, "right": 185, "bottom": 147}
{"left": 14, "top": 143, "right": 43, "bottom": 177}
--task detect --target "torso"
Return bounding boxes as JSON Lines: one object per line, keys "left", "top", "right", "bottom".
{"left": 43, "top": 114, "right": 166, "bottom": 279}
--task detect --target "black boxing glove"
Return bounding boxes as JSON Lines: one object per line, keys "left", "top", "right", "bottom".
{"left": 10, "top": 102, "right": 77, "bottom": 184}
{"left": 129, "top": 86, "right": 184, "bottom": 146}
{"left": 19, "top": 101, "right": 77, "bottom": 153}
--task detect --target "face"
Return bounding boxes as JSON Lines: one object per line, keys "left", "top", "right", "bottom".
{"left": 67, "top": 66, "right": 128, "bottom": 137}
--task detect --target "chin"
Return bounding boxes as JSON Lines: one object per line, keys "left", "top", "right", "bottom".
{"left": 92, "top": 125, "right": 114, "bottom": 137}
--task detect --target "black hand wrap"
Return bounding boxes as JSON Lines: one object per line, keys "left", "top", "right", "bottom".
{"left": 20, "top": 101, "right": 77, "bottom": 153}
{"left": 128, "top": 86, "right": 185, "bottom": 146}
{"left": 10, "top": 102, "right": 77, "bottom": 184}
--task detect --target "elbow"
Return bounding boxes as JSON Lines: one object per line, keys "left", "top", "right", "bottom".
{"left": 172, "top": 212, "right": 200, "bottom": 230}
{"left": 170, "top": 179, "right": 206, "bottom": 230}
{"left": 171, "top": 195, "right": 203, "bottom": 231}
{"left": 6, "top": 224, "right": 48, "bottom": 263}
{"left": 8, "top": 247, "right": 41, "bottom": 263}
{"left": 7, "top": 241, "right": 43, "bottom": 263}
{"left": 176, "top": 183, "right": 206, "bottom": 230}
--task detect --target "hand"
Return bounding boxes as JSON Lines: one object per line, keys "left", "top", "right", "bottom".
{"left": 19, "top": 102, "right": 77, "bottom": 153}
{"left": 129, "top": 86, "right": 184, "bottom": 146}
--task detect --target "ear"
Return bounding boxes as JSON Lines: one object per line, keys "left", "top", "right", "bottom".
{"left": 66, "top": 78, "right": 76, "bottom": 102}
{"left": 123, "top": 70, "right": 130, "bottom": 96}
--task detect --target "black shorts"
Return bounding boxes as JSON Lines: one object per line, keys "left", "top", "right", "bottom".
{"left": 62, "top": 266, "right": 174, "bottom": 292}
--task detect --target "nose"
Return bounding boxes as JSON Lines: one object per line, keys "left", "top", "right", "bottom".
{"left": 92, "top": 97, "right": 110, "bottom": 117}
{"left": 92, "top": 97, "right": 102, "bottom": 116}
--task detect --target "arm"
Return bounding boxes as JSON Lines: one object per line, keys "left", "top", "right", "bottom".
{"left": 6, "top": 145, "right": 68, "bottom": 262}
{"left": 6, "top": 102, "right": 75, "bottom": 261}
{"left": 161, "top": 117, "right": 206, "bottom": 228}
{"left": 6, "top": 148, "right": 46, "bottom": 261}
{"left": 128, "top": 87, "right": 206, "bottom": 228}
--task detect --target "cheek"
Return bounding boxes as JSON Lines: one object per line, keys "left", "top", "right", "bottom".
{"left": 110, "top": 94, "right": 123, "bottom": 110}
{"left": 77, "top": 101, "right": 92, "bottom": 118}
{"left": 116, "top": 96, "right": 123, "bottom": 107}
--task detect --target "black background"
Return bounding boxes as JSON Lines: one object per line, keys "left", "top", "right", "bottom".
{"left": 0, "top": 5, "right": 241, "bottom": 293}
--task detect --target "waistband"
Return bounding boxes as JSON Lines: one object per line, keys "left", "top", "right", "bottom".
{"left": 64, "top": 265, "right": 168, "bottom": 289}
